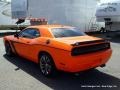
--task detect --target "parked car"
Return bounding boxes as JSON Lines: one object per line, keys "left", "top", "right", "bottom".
{"left": 3, "top": 25, "right": 112, "bottom": 77}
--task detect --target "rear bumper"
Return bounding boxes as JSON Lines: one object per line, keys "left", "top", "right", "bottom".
{"left": 58, "top": 49, "right": 112, "bottom": 72}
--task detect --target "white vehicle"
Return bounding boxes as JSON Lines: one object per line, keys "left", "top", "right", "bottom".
{"left": 11, "top": 0, "right": 101, "bottom": 32}
{"left": 96, "top": 0, "right": 120, "bottom": 31}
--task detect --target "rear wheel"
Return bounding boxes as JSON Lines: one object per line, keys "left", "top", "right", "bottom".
{"left": 39, "top": 53, "right": 57, "bottom": 77}
{"left": 5, "top": 42, "right": 13, "bottom": 56}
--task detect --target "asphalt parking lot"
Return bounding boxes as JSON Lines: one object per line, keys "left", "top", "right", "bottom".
{"left": 0, "top": 32, "right": 120, "bottom": 90}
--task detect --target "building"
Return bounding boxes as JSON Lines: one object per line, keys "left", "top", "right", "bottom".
{"left": 96, "top": 0, "right": 120, "bottom": 31}
{"left": 11, "top": 0, "right": 101, "bottom": 32}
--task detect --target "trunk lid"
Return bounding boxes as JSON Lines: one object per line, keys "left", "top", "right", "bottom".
{"left": 55, "top": 35, "right": 103, "bottom": 45}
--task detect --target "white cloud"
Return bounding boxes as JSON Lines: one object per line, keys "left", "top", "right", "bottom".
{"left": 8, "top": 0, "right": 11, "bottom": 1}
{"left": 100, "top": 0, "right": 117, "bottom": 3}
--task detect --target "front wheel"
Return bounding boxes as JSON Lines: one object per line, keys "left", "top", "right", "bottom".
{"left": 5, "top": 42, "right": 13, "bottom": 56}
{"left": 39, "top": 53, "right": 57, "bottom": 77}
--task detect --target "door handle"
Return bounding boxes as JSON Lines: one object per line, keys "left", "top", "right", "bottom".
{"left": 26, "top": 41, "right": 30, "bottom": 43}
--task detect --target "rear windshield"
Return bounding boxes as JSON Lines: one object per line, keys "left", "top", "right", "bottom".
{"left": 51, "top": 28, "right": 86, "bottom": 38}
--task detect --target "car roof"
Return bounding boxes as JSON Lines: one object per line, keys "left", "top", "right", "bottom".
{"left": 27, "top": 24, "right": 74, "bottom": 29}
{"left": 25, "top": 25, "right": 74, "bottom": 38}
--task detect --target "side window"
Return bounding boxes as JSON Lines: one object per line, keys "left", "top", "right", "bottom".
{"left": 19, "top": 28, "right": 40, "bottom": 39}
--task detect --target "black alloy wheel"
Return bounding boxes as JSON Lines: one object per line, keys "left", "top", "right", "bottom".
{"left": 39, "top": 53, "right": 57, "bottom": 77}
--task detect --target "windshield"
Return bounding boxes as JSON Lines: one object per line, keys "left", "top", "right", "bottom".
{"left": 51, "top": 28, "right": 86, "bottom": 38}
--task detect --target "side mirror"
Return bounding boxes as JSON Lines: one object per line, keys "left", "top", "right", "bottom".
{"left": 14, "top": 34, "right": 19, "bottom": 38}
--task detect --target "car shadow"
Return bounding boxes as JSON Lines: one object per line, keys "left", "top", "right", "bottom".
{"left": 3, "top": 54, "right": 120, "bottom": 90}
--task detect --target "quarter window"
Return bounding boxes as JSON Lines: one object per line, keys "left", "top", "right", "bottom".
{"left": 19, "top": 28, "right": 40, "bottom": 39}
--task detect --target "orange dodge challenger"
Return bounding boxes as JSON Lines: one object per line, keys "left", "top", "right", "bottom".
{"left": 3, "top": 25, "right": 112, "bottom": 76}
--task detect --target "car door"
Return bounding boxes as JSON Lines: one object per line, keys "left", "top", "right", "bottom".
{"left": 13, "top": 28, "right": 40, "bottom": 60}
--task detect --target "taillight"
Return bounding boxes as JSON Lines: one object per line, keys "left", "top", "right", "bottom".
{"left": 71, "top": 42, "right": 110, "bottom": 56}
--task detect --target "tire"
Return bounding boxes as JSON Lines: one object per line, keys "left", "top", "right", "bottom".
{"left": 5, "top": 42, "right": 13, "bottom": 56}
{"left": 39, "top": 53, "right": 57, "bottom": 77}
